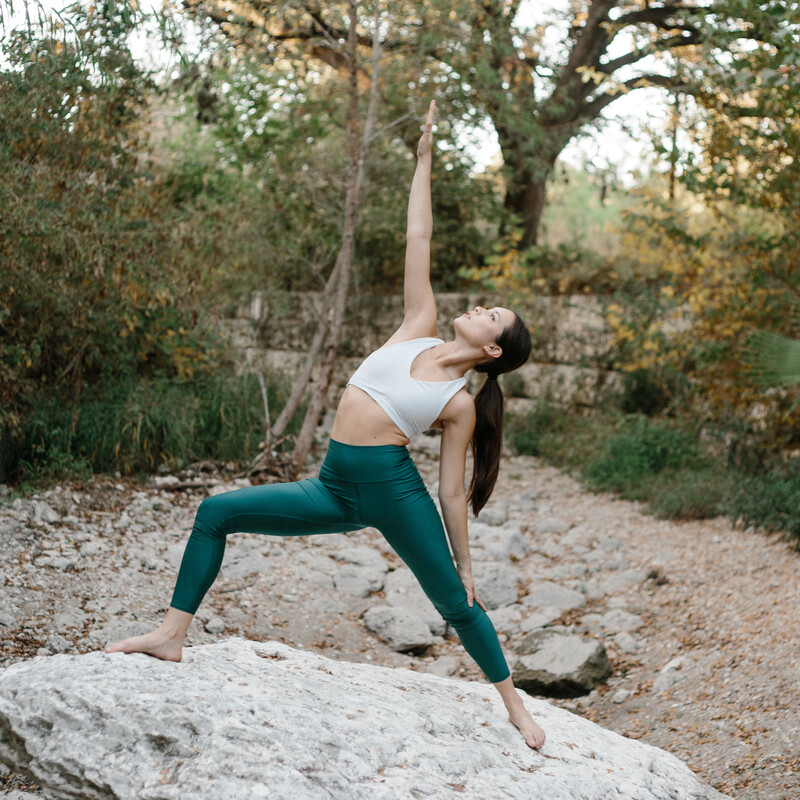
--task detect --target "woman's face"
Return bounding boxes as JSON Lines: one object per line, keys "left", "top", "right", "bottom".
{"left": 453, "top": 305, "right": 513, "bottom": 348}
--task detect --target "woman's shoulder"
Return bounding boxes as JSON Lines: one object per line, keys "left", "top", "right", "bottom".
{"left": 439, "top": 387, "right": 475, "bottom": 423}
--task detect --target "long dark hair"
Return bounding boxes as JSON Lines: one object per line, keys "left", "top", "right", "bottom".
{"left": 467, "top": 312, "right": 532, "bottom": 516}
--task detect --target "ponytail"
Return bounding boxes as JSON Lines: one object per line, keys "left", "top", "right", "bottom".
{"left": 467, "top": 313, "right": 532, "bottom": 516}
{"left": 468, "top": 372, "right": 503, "bottom": 516}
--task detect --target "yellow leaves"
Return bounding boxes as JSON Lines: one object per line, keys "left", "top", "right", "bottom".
{"left": 661, "top": 286, "right": 675, "bottom": 298}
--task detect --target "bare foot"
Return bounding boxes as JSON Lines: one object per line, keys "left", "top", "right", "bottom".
{"left": 508, "top": 706, "right": 546, "bottom": 750}
{"left": 105, "top": 628, "right": 184, "bottom": 662}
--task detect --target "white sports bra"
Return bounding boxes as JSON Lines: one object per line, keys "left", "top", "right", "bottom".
{"left": 347, "top": 337, "right": 467, "bottom": 439}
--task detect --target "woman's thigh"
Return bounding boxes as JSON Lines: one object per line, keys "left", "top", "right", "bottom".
{"left": 366, "top": 490, "right": 467, "bottom": 610}
{"left": 194, "top": 478, "right": 360, "bottom": 538}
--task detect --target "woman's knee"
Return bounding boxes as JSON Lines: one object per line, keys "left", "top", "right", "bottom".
{"left": 193, "top": 495, "right": 230, "bottom": 537}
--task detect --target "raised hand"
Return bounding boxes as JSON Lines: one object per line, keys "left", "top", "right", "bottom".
{"left": 416, "top": 100, "right": 436, "bottom": 158}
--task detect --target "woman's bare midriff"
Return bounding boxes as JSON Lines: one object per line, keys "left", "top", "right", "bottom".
{"left": 329, "top": 386, "right": 413, "bottom": 446}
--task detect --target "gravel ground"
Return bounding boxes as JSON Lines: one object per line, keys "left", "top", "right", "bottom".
{"left": 1, "top": 442, "right": 798, "bottom": 799}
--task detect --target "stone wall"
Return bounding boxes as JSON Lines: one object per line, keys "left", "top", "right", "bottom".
{"left": 217, "top": 291, "right": 625, "bottom": 416}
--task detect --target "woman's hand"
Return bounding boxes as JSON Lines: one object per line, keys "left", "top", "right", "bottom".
{"left": 457, "top": 564, "right": 488, "bottom": 612}
{"left": 416, "top": 100, "right": 435, "bottom": 158}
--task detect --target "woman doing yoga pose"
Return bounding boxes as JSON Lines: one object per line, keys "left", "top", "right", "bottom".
{"left": 107, "top": 101, "right": 546, "bottom": 750}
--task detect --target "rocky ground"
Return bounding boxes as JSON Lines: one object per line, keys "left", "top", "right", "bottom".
{"left": 1, "top": 436, "right": 799, "bottom": 799}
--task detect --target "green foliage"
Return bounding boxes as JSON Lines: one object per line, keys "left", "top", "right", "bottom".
{"left": 583, "top": 414, "right": 704, "bottom": 491}
{"left": 15, "top": 370, "right": 302, "bottom": 482}
{"left": 0, "top": 11, "right": 221, "bottom": 452}
{"left": 504, "top": 398, "right": 565, "bottom": 457}
{"left": 730, "top": 462, "right": 800, "bottom": 545}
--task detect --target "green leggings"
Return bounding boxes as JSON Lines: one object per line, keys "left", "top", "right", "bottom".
{"left": 170, "top": 439, "right": 510, "bottom": 683}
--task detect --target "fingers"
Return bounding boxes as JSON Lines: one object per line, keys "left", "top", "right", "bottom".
{"left": 426, "top": 99, "right": 435, "bottom": 127}
{"left": 475, "top": 594, "right": 488, "bottom": 613}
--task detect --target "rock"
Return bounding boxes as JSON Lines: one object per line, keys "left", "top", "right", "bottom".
{"left": 53, "top": 610, "right": 87, "bottom": 630}
{"left": 362, "top": 606, "right": 436, "bottom": 654}
{"left": 486, "top": 605, "right": 522, "bottom": 633}
{"left": 470, "top": 523, "right": 529, "bottom": 560}
{"left": 523, "top": 581, "right": 585, "bottom": 616}
{"left": 652, "top": 656, "right": 691, "bottom": 694}
{"left": 333, "top": 546, "right": 388, "bottom": 573}
{"left": 0, "top": 639, "right": 729, "bottom": 800}
{"left": 332, "top": 565, "right": 384, "bottom": 597}
{"left": 536, "top": 517, "right": 571, "bottom": 534}
{"left": 597, "top": 610, "right": 644, "bottom": 634}
{"left": 604, "top": 554, "right": 629, "bottom": 571}
{"left": 201, "top": 616, "right": 224, "bottom": 635}
{"left": 35, "top": 556, "right": 78, "bottom": 572}
{"left": 472, "top": 561, "right": 519, "bottom": 610}
{"left": 79, "top": 540, "right": 106, "bottom": 558}
{"left": 44, "top": 634, "right": 71, "bottom": 654}
{"left": 512, "top": 629, "right": 611, "bottom": 697}
{"left": 424, "top": 655, "right": 459, "bottom": 678}
{"left": 519, "top": 612, "right": 557, "bottom": 633}
{"left": 219, "top": 552, "right": 273, "bottom": 581}
{"left": 32, "top": 502, "right": 59, "bottom": 524}
{"left": 476, "top": 502, "right": 508, "bottom": 526}
{"left": 596, "top": 569, "right": 649, "bottom": 596}
{"left": 612, "top": 689, "right": 633, "bottom": 704}
{"left": 614, "top": 632, "right": 640, "bottom": 654}
{"left": 383, "top": 568, "right": 446, "bottom": 636}
{"left": 536, "top": 536, "right": 564, "bottom": 559}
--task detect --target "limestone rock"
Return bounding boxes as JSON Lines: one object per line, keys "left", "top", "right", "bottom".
{"left": 332, "top": 565, "right": 384, "bottom": 597}
{"left": 472, "top": 561, "right": 519, "bottom": 610}
{"left": 523, "top": 581, "right": 586, "bottom": 616}
{"left": 361, "top": 606, "right": 436, "bottom": 654}
{"left": 597, "top": 609, "right": 644, "bottom": 634}
{"left": 383, "top": 567, "right": 446, "bottom": 636}
{"left": 512, "top": 629, "right": 611, "bottom": 698}
{"left": 470, "top": 523, "right": 529, "bottom": 560}
{"left": 0, "top": 639, "right": 729, "bottom": 800}
{"left": 476, "top": 502, "right": 508, "bottom": 526}
{"left": 652, "top": 656, "right": 692, "bottom": 694}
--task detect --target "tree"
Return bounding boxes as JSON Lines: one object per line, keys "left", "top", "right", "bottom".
{"left": 179, "top": 0, "right": 797, "bottom": 246}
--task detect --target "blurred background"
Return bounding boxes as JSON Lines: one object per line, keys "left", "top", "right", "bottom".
{"left": 1, "top": 0, "right": 798, "bottom": 541}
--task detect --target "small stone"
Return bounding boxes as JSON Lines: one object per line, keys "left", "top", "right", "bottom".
{"left": 79, "top": 540, "right": 106, "bottom": 558}
{"left": 512, "top": 629, "right": 611, "bottom": 697}
{"left": 32, "top": 502, "right": 60, "bottom": 524}
{"left": 536, "top": 518, "right": 571, "bottom": 535}
{"left": 523, "top": 581, "right": 585, "bottom": 615}
{"left": 44, "top": 634, "right": 71, "bottom": 654}
{"left": 597, "top": 609, "right": 644, "bottom": 634}
{"left": 487, "top": 605, "right": 522, "bottom": 633}
{"left": 652, "top": 656, "right": 691, "bottom": 693}
{"left": 612, "top": 688, "right": 632, "bottom": 704}
{"left": 362, "top": 606, "right": 435, "bottom": 654}
{"left": 425, "top": 656, "right": 459, "bottom": 678}
{"left": 332, "top": 565, "right": 384, "bottom": 597}
{"left": 204, "top": 616, "right": 226, "bottom": 634}
{"left": 614, "top": 632, "right": 640, "bottom": 654}
{"left": 477, "top": 503, "right": 509, "bottom": 526}
{"left": 519, "top": 612, "right": 556, "bottom": 633}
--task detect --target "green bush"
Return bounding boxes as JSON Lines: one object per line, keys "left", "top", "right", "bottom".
{"left": 505, "top": 398, "right": 565, "bottom": 457}
{"left": 730, "top": 462, "right": 800, "bottom": 544}
{"left": 13, "top": 370, "right": 301, "bottom": 482}
{"left": 582, "top": 414, "right": 703, "bottom": 493}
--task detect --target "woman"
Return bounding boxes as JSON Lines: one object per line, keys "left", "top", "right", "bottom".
{"left": 107, "top": 101, "right": 546, "bottom": 750}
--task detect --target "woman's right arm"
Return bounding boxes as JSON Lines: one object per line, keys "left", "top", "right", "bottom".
{"left": 385, "top": 100, "right": 438, "bottom": 345}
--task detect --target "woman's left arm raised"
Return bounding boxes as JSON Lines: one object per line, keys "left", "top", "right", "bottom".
{"left": 437, "top": 392, "right": 488, "bottom": 611}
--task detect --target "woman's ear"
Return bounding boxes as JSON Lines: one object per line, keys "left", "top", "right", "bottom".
{"left": 483, "top": 343, "right": 502, "bottom": 360}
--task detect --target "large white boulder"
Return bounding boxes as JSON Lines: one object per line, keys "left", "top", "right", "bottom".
{"left": 0, "top": 639, "right": 728, "bottom": 800}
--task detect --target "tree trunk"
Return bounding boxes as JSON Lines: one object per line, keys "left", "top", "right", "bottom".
{"left": 288, "top": 1, "right": 382, "bottom": 477}
{"left": 504, "top": 175, "right": 547, "bottom": 248}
